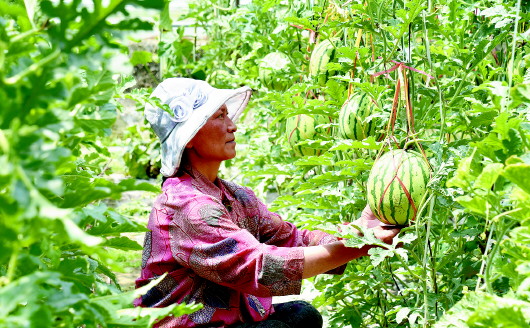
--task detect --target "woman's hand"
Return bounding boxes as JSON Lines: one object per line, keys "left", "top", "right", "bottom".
{"left": 351, "top": 205, "right": 401, "bottom": 245}
{"left": 302, "top": 205, "right": 402, "bottom": 279}
{"left": 353, "top": 204, "right": 381, "bottom": 228}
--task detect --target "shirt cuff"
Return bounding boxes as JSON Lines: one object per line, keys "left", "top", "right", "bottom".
{"left": 258, "top": 247, "right": 304, "bottom": 296}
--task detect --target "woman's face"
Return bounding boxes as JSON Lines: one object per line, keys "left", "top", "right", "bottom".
{"left": 186, "top": 104, "right": 238, "bottom": 165}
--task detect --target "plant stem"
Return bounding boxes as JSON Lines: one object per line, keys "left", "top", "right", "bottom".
{"left": 421, "top": 196, "right": 435, "bottom": 327}
{"left": 11, "top": 27, "right": 40, "bottom": 43}
{"left": 475, "top": 207, "right": 520, "bottom": 292}
{"left": 6, "top": 249, "right": 18, "bottom": 283}
{"left": 5, "top": 49, "right": 61, "bottom": 85}
{"left": 65, "top": 0, "right": 126, "bottom": 50}
{"left": 395, "top": 251, "right": 423, "bottom": 281}
{"left": 389, "top": 261, "right": 413, "bottom": 291}
{"left": 506, "top": 0, "right": 522, "bottom": 112}
{"left": 484, "top": 218, "right": 515, "bottom": 294}
{"left": 476, "top": 222, "right": 494, "bottom": 293}
{"left": 483, "top": 209, "right": 520, "bottom": 292}
{"left": 421, "top": 5, "right": 446, "bottom": 141}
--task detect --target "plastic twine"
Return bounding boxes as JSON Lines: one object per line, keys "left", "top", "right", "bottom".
{"left": 372, "top": 60, "right": 435, "bottom": 81}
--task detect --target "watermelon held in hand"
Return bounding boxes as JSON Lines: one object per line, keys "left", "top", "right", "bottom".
{"left": 367, "top": 149, "right": 430, "bottom": 225}
{"left": 309, "top": 39, "right": 336, "bottom": 86}
{"left": 286, "top": 114, "right": 331, "bottom": 157}
{"left": 259, "top": 52, "right": 291, "bottom": 91}
{"left": 338, "top": 94, "right": 382, "bottom": 141}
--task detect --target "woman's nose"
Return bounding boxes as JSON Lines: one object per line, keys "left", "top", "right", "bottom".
{"left": 228, "top": 117, "right": 237, "bottom": 132}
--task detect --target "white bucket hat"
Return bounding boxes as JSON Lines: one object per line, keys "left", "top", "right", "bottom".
{"left": 144, "top": 78, "right": 252, "bottom": 177}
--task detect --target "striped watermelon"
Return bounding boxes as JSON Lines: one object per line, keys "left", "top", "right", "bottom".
{"left": 286, "top": 114, "right": 331, "bottom": 157}
{"left": 338, "top": 94, "right": 381, "bottom": 140}
{"left": 259, "top": 52, "right": 291, "bottom": 91}
{"left": 366, "top": 149, "right": 430, "bottom": 225}
{"left": 309, "top": 39, "right": 336, "bottom": 86}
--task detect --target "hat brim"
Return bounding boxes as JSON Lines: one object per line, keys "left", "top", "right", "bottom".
{"left": 160, "top": 85, "right": 252, "bottom": 177}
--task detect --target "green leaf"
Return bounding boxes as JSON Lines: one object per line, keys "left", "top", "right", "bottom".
{"left": 394, "top": 248, "right": 409, "bottom": 263}
{"left": 74, "top": 104, "right": 117, "bottom": 133}
{"left": 473, "top": 163, "right": 504, "bottom": 190}
{"left": 117, "top": 178, "right": 160, "bottom": 193}
{"left": 84, "top": 207, "right": 147, "bottom": 236}
{"left": 130, "top": 50, "right": 154, "bottom": 66}
{"left": 396, "top": 307, "right": 411, "bottom": 324}
{"left": 159, "top": 0, "right": 172, "bottom": 32}
{"left": 91, "top": 273, "right": 201, "bottom": 326}
{"left": 394, "top": 232, "right": 417, "bottom": 245}
{"left": 113, "top": 304, "right": 202, "bottom": 327}
{"left": 434, "top": 292, "right": 482, "bottom": 328}
{"left": 502, "top": 162, "right": 530, "bottom": 195}
{"left": 455, "top": 195, "right": 489, "bottom": 216}
{"left": 85, "top": 69, "right": 115, "bottom": 93}
{"left": 329, "top": 138, "right": 381, "bottom": 151}
{"left": 0, "top": 271, "right": 89, "bottom": 322}
{"left": 0, "top": 0, "right": 31, "bottom": 30}
{"left": 509, "top": 225, "right": 530, "bottom": 255}
{"left": 61, "top": 176, "right": 114, "bottom": 208}
{"left": 447, "top": 149, "right": 482, "bottom": 190}
{"left": 57, "top": 256, "right": 96, "bottom": 290}
{"left": 467, "top": 295, "right": 530, "bottom": 327}
{"left": 492, "top": 112, "right": 516, "bottom": 135}
{"left": 342, "top": 225, "right": 389, "bottom": 250}
{"left": 468, "top": 111, "right": 498, "bottom": 128}
{"left": 367, "top": 247, "right": 394, "bottom": 267}
{"left": 296, "top": 168, "right": 364, "bottom": 191}
{"left": 293, "top": 153, "right": 334, "bottom": 166}
{"left": 336, "top": 46, "right": 360, "bottom": 61}
{"left": 435, "top": 291, "right": 530, "bottom": 328}
{"left": 243, "top": 165, "right": 291, "bottom": 176}
{"left": 103, "top": 236, "right": 143, "bottom": 251}
{"left": 95, "top": 260, "right": 121, "bottom": 287}
{"left": 62, "top": 218, "right": 104, "bottom": 247}
{"left": 110, "top": 18, "right": 154, "bottom": 30}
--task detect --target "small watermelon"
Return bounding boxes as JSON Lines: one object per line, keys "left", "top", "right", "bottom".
{"left": 286, "top": 114, "right": 331, "bottom": 157}
{"left": 259, "top": 52, "right": 291, "bottom": 91}
{"left": 366, "top": 149, "right": 430, "bottom": 225}
{"left": 309, "top": 39, "right": 336, "bottom": 86}
{"left": 338, "top": 94, "right": 382, "bottom": 141}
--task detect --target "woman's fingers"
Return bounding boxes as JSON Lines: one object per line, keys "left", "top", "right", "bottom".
{"left": 373, "top": 225, "right": 401, "bottom": 244}
{"left": 360, "top": 205, "right": 382, "bottom": 229}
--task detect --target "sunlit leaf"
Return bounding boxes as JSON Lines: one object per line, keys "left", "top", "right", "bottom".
{"left": 503, "top": 162, "right": 530, "bottom": 195}
{"left": 473, "top": 163, "right": 504, "bottom": 190}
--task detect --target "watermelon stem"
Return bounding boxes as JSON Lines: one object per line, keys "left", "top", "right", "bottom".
{"left": 505, "top": 0, "right": 523, "bottom": 112}
{"left": 483, "top": 220, "right": 518, "bottom": 293}
{"left": 475, "top": 208, "right": 520, "bottom": 293}
{"left": 387, "top": 260, "right": 413, "bottom": 302}
{"left": 402, "top": 136, "right": 423, "bottom": 149}
{"left": 395, "top": 250, "right": 423, "bottom": 282}
{"left": 421, "top": 196, "right": 437, "bottom": 324}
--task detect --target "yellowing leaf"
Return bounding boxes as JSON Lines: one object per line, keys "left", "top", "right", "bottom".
{"left": 473, "top": 163, "right": 504, "bottom": 190}
{"left": 503, "top": 163, "right": 530, "bottom": 195}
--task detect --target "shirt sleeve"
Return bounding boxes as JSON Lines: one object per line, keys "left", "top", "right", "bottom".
{"left": 241, "top": 187, "right": 347, "bottom": 275}
{"left": 168, "top": 194, "right": 304, "bottom": 298}
{"left": 239, "top": 186, "right": 339, "bottom": 247}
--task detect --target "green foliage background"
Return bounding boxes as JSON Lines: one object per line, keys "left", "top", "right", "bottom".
{"left": 0, "top": 0, "right": 200, "bottom": 326}
{"left": 162, "top": 0, "right": 530, "bottom": 327}
{"left": 1, "top": 0, "right": 530, "bottom": 327}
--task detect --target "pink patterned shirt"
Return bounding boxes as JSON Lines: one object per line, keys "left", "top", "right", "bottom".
{"left": 135, "top": 167, "right": 342, "bottom": 327}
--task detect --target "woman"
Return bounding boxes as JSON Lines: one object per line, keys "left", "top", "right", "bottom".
{"left": 135, "top": 78, "right": 400, "bottom": 328}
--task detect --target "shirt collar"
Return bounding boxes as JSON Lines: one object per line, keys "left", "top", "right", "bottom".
{"left": 188, "top": 165, "right": 225, "bottom": 200}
